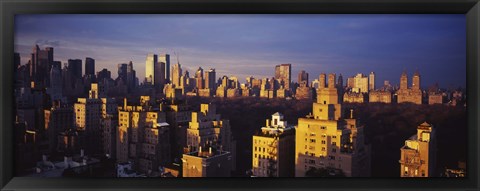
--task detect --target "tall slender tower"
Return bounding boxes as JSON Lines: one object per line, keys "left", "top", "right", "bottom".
{"left": 400, "top": 71, "right": 408, "bottom": 90}
{"left": 145, "top": 53, "right": 158, "bottom": 84}
{"left": 412, "top": 71, "right": 420, "bottom": 90}
{"left": 159, "top": 54, "right": 170, "bottom": 82}
{"left": 369, "top": 72, "right": 375, "bottom": 91}
{"left": 85, "top": 57, "right": 95, "bottom": 76}
{"left": 172, "top": 63, "right": 182, "bottom": 88}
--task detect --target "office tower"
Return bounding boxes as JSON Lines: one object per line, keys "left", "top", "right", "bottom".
{"left": 337, "top": 74, "right": 343, "bottom": 88}
{"left": 74, "top": 84, "right": 102, "bottom": 155}
{"left": 204, "top": 68, "right": 216, "bottom": 90}
{"left": 296, "top": 74, "right": 371, "bottom": 177}
{"left": 117, "top": 63, "right": 128, "bottom": 83}
{"left": 192, "top": 67, "right": 203, "bottom": 89}
{"left": 145, "top": 53, "right": 157, "bottom": 84}
{"left": 172, "top": 63, "right": 182, "bottom": 88}
{"left": 368, "top": 72, "right": 375, "bottom": 91}
{"left": 85, "top": 57, "right": 95, "bottom": 76}
{"left": 47, "top": 64, "right": 64, "bottom": 102}
{"left": 252, "top": 112, "right": 295, "bottom": 177}
{"left": 182, "top": 147, "right": 232, "bottom": 177}
{"left": 117, "top": 96, "right": 171, "bottom": 174}
{"left": 159, "top": 54, "right": 170, "bottom": 82}
{"left": 44, "top": 101, "right": 74, "bottom": 153}
{"left": 14, "top": 52, "right": 20, "bottom": 69}
{"left": 396, "top": 71, "right": 422, "bottom": 104}
{"left": 126, "top": 61, "right": 137, "bottom": 92}
{"left": 30, "top": 45, "right": 54, "bottom": 87}
{"left": 187, "top": 103, "right": 236, "bottom": 170}
{"left": 400, "top": 122, "right": 436, "bottom": 177}
{"left": 68, "top": 59, "right": 82, "bottom": 82}
{"left": 298, "top": 70, "right": 309, "bottom": 85}
{"left": 274, "top": 64, "right": 292, "bottom": 90}
{"left": 97, "top": 68, "right": 112, "bottom": 81}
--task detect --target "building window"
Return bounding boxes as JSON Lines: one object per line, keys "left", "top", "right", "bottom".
{"left": 310, "top": 139, "right": 316, "bottom": 143}
{"left": 332, "top": 142, "right": 337, "bottom": 146}
{"left": 321, "top": 140, "right": 326, "bottom": 144}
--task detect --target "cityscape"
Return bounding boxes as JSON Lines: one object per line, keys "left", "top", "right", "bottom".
{"left": 13, "top": 15, "right": 467, "bottom": 178}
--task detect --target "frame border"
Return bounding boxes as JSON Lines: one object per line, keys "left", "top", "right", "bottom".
{"left": 1, "top": 0, "right": 479, "bottom": 190}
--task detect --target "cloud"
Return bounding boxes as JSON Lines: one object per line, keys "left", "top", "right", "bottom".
{"left": 35, "top": 39, "right": 61, "bottom": 47}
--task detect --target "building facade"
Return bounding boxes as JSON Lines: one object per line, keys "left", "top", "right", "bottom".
{"left": 399, "top": 122, "right": 436, "bottom": 177}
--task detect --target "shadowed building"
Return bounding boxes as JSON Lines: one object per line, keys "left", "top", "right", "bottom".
{"left": 182, "top": 147, "right": 232, "bottom": 177}
{"left": 275, "top": 64, "right": 292, "bottom": 90}
{"left": 369, "top": 90, "right": 392, "bottom": 103}
{"left": 396, "top": 71, "right": 422, "bottom": 104}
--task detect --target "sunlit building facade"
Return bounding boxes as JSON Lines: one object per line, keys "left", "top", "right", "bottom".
{"left": 399, "top": 122, "right": 436, "bottom": 177}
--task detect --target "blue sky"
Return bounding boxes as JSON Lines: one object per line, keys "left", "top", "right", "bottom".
{"left": 14, "top": 14, "right": 466, "bottom": 88}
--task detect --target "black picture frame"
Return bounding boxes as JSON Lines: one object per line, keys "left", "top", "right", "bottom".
{"left": 1, "top": 0, "right": 478, "bottom": 190}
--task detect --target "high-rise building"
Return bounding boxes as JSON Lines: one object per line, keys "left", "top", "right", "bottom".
{"left": 126, "top": 61, "right": 137, "bottom": 92}
{"left": 274, "top": 64, "right": 292, "bottom": 90}
{"left": 44, "top": 101, "right": 74, "bottom": 153}
{"left": 97, "top": 68, "right": 111, "bottom": 81}
{"left": 399, "top": 122, "right": 436, "bottom": 177}
{"left": 368, "top": 72, "right": 375, "bottom": 91}
{"left": 296, "top": 73, "right": 371, "bottom": 177}
{"left": 159, "top": 54, "right": 170, "bottom": 82}
{"left": 172, "top": 63, "right": 182, "bottom": 88}
{"left": 68, "top": 59, "right": 82, "bottom": 82}
{"left": 347, "top": 73, "right": 369, "bottom": 93}
{"left": 117, "top": 96, "right": 171, "bottom": 174}
{"left": 74, "top": 84, "right": 102, "bottom": 155}
{"left": 396, "top": 71, "right": 422, "bottom": 104}
{"left": 204, "top": 69, "right": 216, "bottom": 91}
{"left": 187, "top": 103, "right": 236, "bottom": 170}
{"left": 145, "top": 53, "right": 157, "bottom": 84}
{"left": 30, "top": 45, "right": 54, "bottom": 87}
{"left": 195, "top": 67, "right": 204, "bottom": 89}
{"left": 47, "top": 64, "right": 64, "bottom": 102}
{"left": 252, "top": 112, "right": 295, "bottom": 177}
{"left": 85, "top": 57, "right": 95, "bottom": 76}
{"left": 298, "top": 70, "right": 309, "bottom": 85}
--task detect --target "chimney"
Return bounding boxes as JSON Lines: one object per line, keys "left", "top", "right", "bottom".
{"left": 350, "top": 109, "right": 354, "bottom": 119}
{"left": 209, "top": 147, "right": 212, "bottom": 154}
{"left": 266, "top": 119, "right": 270, "bottom": 127}
{"left": 123, "top": 97, "right": 127, "bottom": 109}
{"left": 199, "top": 146, "right": 202, "bottom": 153}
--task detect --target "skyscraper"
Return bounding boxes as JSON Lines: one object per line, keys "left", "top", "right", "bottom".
{"left": 172, "top": 63, "right": 182, "bottom": 88}
{"left": 85, "top": 57, "right": 95, "bottom": 76}
{"left": 195, "top": 67, "right": 204, "bottom": 89}
{"left": 368, "top": 72, "right": 375, "bottom": 91}
{"left": 145, "top": 53, "right": 158, "bottom": 84}
{"left": 68, "top": 59, "right": 82, "bottom": 81}
{"left": 126, "top": 61, "right": 137, "bottom": 92}
{"left": 204, "top": 68, "right": 216, "bottom": 90}
{"left": 159, "top": 54, "right": 170, "bottom": 82}
{"left": 298, "top": 70, "right": 309, "bottom": 85}
{"left": 274, "top": 64, "right": 292, "bottom": 90}
{"left": 117, "top": 63, "right": 128, "bottom": 83}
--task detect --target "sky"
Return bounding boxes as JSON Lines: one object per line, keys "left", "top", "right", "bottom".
{"left": 14, "top": 14, "right": 466, "bottom": 89}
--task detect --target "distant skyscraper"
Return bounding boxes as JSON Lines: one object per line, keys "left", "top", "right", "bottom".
{"left": 30, "top": 45, "right": 54, "bottom": 87}
{"left": 159, "top": 54, "right": 170, "bottom": 82}
{"left": 85, "top": 57, "right": 95, "bottom": 76}
{"left": 68, "top": 59, "right": 82, "bottom": 81}
{"left": 204, "top": 68, "right": 216, "bottom": 90}
{"left": 397, "top": 71, "right": 422, "bottom": 104}
{"left": 348, "top": 73, "right": 368, "bottom": 93}
{"left": 298, "top": 70, "right": 308, "bottom": 85}
{"left": 126, "top": 61, "right": 137, "bottom": 92}
{"left": 274, "top": 64, "right": 291, "bottom": 90}
{"left": 195, "top": 67, "right": 204, "bottom": 89}
{"left": 337, "top": 74, "right": 343, "bottom": 88}
{"left": 97, "top": 68, "right": 111, "bottom": 81}
{"left": 400, "top": 71, "right": 408, "bottom": 90}
{"left": 172, "top": 63, "right": 182, "bottom": 88}
{"left": 145, "top": 53, "right": 158, "bottom": 84}
{"left": 117, "top": 63, "right": 128, "bottom": 83}
{"left": 412, "top": 71, "right": 421, "bottom": 90}
{"left": 369, "top": 72, "right": 375, "bottom": 91}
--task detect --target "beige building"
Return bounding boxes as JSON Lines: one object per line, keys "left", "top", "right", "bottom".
{"left": 399, "top": 122, "right": 436, "bottom": 177}
{"left": 74, "top": 84, "right": 102, "bottom": 155}
{"left": 274, "top": 64, "right": 292, "bottom": 90}
{"left": 295, "top": 73, "right": 371, "bottom": 177}
{"left": 117, "top": 96, "right": 171, "bottom": 175}
{"left": 396, "top": 71, "right": 422, "bottom": 104}
{"left": 252, "top": 112, "right": 295, "bottom": 177}
{"left": 343, "top": 92, "right": 365, "bottom": 103}
{"left": 182, "top": 148, "right": 232, "bottom": 177}
{"left": 428, "top": 93, "right": 443, "bottom": 105}
{"left": 347, "top": 73, "right": 369, "bottom": 93}
{"left": 187, "top": 103, "right": 236, "bottom": 170}
{"left": 369, "top": 90, "right": 392, "bottom": 103}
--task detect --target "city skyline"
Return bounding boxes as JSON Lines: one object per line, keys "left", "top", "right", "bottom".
{"left": 14, "top": 14, "right": 466, "bottom": 88}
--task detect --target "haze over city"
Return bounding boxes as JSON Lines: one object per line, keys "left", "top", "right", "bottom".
{"left": 15, "top": 14, "right": 466, "bottom": 88}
